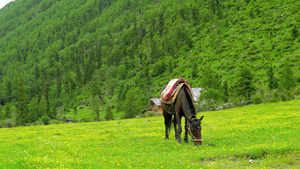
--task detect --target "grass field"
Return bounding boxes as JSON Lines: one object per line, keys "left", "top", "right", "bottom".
{"left": 0, "top": 100, "right": 299, "bottom": 168}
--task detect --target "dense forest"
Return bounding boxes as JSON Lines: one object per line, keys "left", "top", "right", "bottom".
{"left": 0, "top": 0, "right": 299, "bottom": 127}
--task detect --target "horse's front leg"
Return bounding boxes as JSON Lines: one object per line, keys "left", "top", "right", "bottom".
{"left": 176, "top": 114, "right": 182, "bottom": 144}
{"left": 184, "top": 118, "right": 189, "bottom": 143}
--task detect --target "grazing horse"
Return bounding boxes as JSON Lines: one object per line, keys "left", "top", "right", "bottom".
{"left": 161, "top": 84, "right": 204, "bottom": 146}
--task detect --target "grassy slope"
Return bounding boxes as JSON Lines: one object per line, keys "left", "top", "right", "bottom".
{"left": 0, "top": 100, "right": 299, "bottom": 168}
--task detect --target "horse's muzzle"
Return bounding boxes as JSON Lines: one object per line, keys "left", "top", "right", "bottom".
{"left": 195, "top": 141, "right": 203, "bottom": 146}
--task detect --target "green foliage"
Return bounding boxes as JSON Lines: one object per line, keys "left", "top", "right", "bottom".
{"left": 105, "top": 105, "right": 113, "bottom": 121}
{"left": 235, "top": 68, "right": 256, "bottom": 101}
{"left": 222, "top": 81, "right": 229, "bottom": 99}
{"left": 280, "top": 60, "right": 296, "bottom": 91}
{"left": 0, "top": 0, "right": 299, "bottom": 125}
{"left": 267, "top": 65, "right": 278, "bottom": 90}
{"left": 5, "top": 105, "right": 11, "bottom": 118}
{"left": 41, "top": 115, "right": 50, "bottom": 125}
{"left": 39, "top": 95, "right": 48, "bottom": 118}
{"left": 16, "top": 74, "right": 29, "bottom": 126}
{"left": 28, "top": 97, "right": 38, "bottom": 122}
{"left": 251, "top": 93, "right": 263, "bottom": 105}
{"left": 0, "top": 107, "right": 5, "bottom": 120}
{"left": 201, "top": 64, "right": 221, "bottom": 90}
{"left": 91, "top": 95, "right": 101, "bottom": 121}
{"left": 141, "top": 111, "right": 155, "bottom": 118}
{"left": 291, "top": 26, "right": 298, "bottom": 39}
{"left": 122, "top": 89, "right": 142, "bottom": 119}
{"left": 200, "top": 88, "right": 227, "bottom": 104}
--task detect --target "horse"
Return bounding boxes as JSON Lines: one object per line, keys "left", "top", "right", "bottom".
{"left": 161, "top": 84, "right": 204, "bottom": 146}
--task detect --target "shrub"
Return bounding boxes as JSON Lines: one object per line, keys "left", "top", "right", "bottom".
{"left": 252, "top": 93, "right": 263, "bottom": 104}
{"left": 41, "top": 115, "right": 51, "bottom": 125}
{"left": 0, "top": 120, "right": 3, "bottom": 128}
{"left": 4, "top": 119, "right": 14, "bottom": 128}
{"left": 200, "top": 89, "right": 227, "bottom": 103}
{"left": 80, "top": 117, "right": 93, "bottom": 123}
{"left": 141, "top": 111, "right": 155, "bottom": 117}
{"left": 227, "top": 96, "right": 245, "bottom": 107}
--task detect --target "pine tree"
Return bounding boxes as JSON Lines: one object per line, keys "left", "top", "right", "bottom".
{"left": 75, "top": 64, "right": 82, "bottom": 85}
{"left": 202, "top": 64, "right": 220, "bottom": 90}
{"left": 291, "top": 26, "right": 298, "bottom": 39}
{"left": 192, "top": 62, "right": 198, "bottom": 78}
{"left": 39, "top": 95, "right": 48, "bottom": 118}
{"left": 223, "top": 80, "right": 229, "bottom": 98}
{"left": 280, "top": 60, "right": 296, "bottom": 91}
{"left": 267, "top": 65, "right": 278, "bottom": 90}
{"left": 236, "top": 68, "right": 256, "bottom": 100}
{"left": 105, "top": 105, "right": 113, "bottom": 120}
{"left": 28, "top": 97, "right": 38, "bottom": 122}
{"left": 91, "top": 95, "right": 101, "bottom": 121}
{"left": 56, "top": 77, "right": 62, "bottom": 98}
{"left": 16, "top": 74, "right": 29, "bottom": 126}
{"left": 5, "top": 80, "right": 12, "bottom": 102}
{"left": 34, "top": 63, "right": 40, "bottom": 80}
{"left": 123, "top": 89, "right": 141, "bottom": 119}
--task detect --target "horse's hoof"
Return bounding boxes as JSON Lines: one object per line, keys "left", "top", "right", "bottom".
{"left": 184, "top": 140, "right": 189, "bottom": 144}
{"left": 165, "top": 138, "right": 169, "bottom": 140}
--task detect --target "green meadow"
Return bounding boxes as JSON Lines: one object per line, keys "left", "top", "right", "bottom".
{"left": 0, "top": 100, "right": 299, "bottom": 168}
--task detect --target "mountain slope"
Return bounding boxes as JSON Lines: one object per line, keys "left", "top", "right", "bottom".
{"left": 0, "top": 0, "right": 299, "bottom": 123}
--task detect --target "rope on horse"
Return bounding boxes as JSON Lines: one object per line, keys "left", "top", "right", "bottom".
{"left": 187, "top": 116, "right": 203, "bottom": 142}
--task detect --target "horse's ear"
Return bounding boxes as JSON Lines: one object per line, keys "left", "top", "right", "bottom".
{"left": 199, "top": 116, "right": 204, "bottom": 121}
{"left": 188, "top": 115, "right": 196, "bottom": 123}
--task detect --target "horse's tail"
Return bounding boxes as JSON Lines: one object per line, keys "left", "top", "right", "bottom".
{"left": 164, "top": 111, "right": 173, "bottom": 134}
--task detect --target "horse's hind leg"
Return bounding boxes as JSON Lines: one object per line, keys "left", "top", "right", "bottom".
{"left": 173, "top": 116, "right": 178, "bottom": 140}
{"left": 184, "top": 118, "right": 189, "bottom": 144}
{"left": 163, "top": 110, "right": 172, "bottom": 140}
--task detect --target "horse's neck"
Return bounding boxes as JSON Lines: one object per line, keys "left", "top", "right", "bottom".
{"left": 181, "top": 86, "right": 196, "bottom": 117}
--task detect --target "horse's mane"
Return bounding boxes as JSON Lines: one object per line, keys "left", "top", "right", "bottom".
{"left": 183, "top": 84, "right": 196, "bottom": 115}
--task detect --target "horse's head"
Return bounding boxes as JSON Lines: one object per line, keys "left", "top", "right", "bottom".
{"left": 188, "top": 115, "right": 204, "bottom": 146}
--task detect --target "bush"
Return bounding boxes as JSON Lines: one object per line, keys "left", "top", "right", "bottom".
{"left": 200, "top": 89, "right": 227, "bottom": 103}
{"left": 80, "top": 117, "right": 93, "bottom": 123}
{"left": 141, "top": 111, "right": 155, "bottom": 117}
{"left": 263, "top": 90, "right": 279, "bottom": 103}
{"left": 252, "top": 93, "right": 263, "bottom": 104}
{"left": 227, "top": 96, "right": 246, "bottom": 107}
{"left": 276, "top": 91, "right": 295, "bottom": 102}
{"left": 197, "top": 99, "right": 229, "bottom": 112}
{"left": 0, "top": 120, "right": 3, "bottom": 128}
{"left": 41, "top": 115, "right": 51, "bottom": 125}
{"left": 4, "top": 119, "right": 14, "bottom": 128}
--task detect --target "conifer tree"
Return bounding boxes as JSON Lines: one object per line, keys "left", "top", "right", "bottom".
{"left": 201, "top": 64, "right": 220, "bottom": 90}
{"left": 267, "top": 65, "right": 278, "bottom": 90}
{"left": 280, "top": 60, "right": 296, "bottom": 91}
{"left": 91, "top": 95, "right": 101, "bottom": 121}
{"left": 123, "top": 89, "right": 141, "bottom": 119}
{"left": 105, "top": 105, "right": 113, "bottom": 121}
{"left": 236, "top": 68, "right": 256, "bottom": 100}
{"left": 192, "top": 62, "right": 198, "bottom": 78}
{"left": 16, "top": 74, "right": 29, "bottom": 126}
{"left": 56, "top": 77, "right": 62, "bottom": 98}
{"left": 39, "top": 95, "right": 48, "bottom": 118}
{"left": 28, "top": 97, "right": 38, "bottom": 122}
{"left": 223, "top": 80, "right": 229, "bottom": 98}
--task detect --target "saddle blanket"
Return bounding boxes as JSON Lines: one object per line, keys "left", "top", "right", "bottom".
{"left": 160, "top": 79, "right": 195, "bottom": 104}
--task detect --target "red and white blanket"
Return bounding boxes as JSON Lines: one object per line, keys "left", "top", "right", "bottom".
{"left": 160, "top": 79, "right": 194, "bottom": 104}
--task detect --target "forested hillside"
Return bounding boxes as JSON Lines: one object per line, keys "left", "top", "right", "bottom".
{"left": 0, "top": 0, "right": 299, "bottom": 126}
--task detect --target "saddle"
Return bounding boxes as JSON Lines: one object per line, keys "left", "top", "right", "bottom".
{"left": 160, "top": 79, "right": 195, "bottom": 104}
